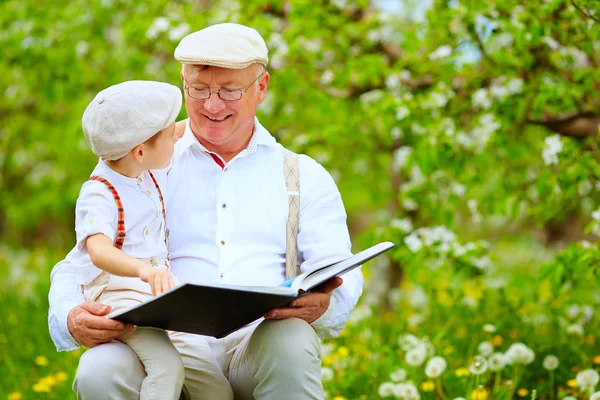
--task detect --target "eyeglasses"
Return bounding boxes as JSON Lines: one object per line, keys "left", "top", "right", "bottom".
{"left": 184, "top": 70, "right": 266, "bottom": 101}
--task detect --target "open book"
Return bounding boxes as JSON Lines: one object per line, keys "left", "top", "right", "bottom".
{"left": 111, "top": 241, "right": 395, "bottom": 338}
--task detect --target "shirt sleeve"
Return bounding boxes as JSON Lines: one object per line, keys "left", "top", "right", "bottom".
{"left": 297, "top": 155, "right": 364, "bottom": 339}
{"left": 47, "top": 248, "right": 84, "bottom": 351}
{"left": 75, "top": 181, "right": 118, "bottom": 250}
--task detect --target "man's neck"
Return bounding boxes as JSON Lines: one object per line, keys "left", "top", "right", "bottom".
{"left": 192, "top": 124, "right": 255, "bottom": 163}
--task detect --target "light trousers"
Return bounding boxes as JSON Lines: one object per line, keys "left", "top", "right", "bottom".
{"left": 73, "top": 318, "right": 324, "bottom": 400}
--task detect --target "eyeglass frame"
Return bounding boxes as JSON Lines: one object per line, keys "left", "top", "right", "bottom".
{"left": 183, "top": 69, "right": 266, "bottom": 101}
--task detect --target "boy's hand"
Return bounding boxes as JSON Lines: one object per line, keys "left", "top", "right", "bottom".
{"left": 139, "top": 265, "right": 176, "bottom": 296}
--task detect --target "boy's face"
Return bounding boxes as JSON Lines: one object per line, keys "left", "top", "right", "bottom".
{"left": 144, "top": 123, "right": 177, "bottom": 169}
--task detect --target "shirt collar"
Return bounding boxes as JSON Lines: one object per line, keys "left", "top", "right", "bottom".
{"left": 96, "top": 159, "right": 142, "bottom": 189}
{"left": 176, "top": 117, "right": 278, "bottom": 156}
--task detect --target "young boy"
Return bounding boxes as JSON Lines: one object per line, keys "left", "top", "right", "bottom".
{"left": 73, "top": 80, "right": 184, "bottom": 399}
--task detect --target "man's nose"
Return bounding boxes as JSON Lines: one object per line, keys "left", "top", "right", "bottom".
{"left": 203, "top": 93, "right": 226, "bottom": 114}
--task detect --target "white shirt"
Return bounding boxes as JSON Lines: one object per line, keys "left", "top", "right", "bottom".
{"left": 48, "top": 118, "right": 364, "bottom": 351}
{"left": 73, "top": 160, "right": 168, "bottom": 286}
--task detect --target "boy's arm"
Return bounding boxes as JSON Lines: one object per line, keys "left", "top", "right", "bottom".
{"left": 86, "top": 234, "right": 175, "bottom": 296}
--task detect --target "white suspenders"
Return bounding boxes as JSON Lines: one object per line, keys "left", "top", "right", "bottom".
{"left": 283, "top": 149, "right": 300, "bottom": 280}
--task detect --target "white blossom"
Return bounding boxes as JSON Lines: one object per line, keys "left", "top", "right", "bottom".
{"left": 168, "top": 23, "right": 190, "bottom": 41}
{"left": 391, "top": 218, "right": 413, "bottom": 233}
{"left": 378, "top": 381, "right": 396, "bottom": 397}
{"left": 321, "top": 367, "right": 334, "bottom": 381}
{"left": 398, "top": 334, "right": 421, "bottom": 351}
{"left": 576, "top": 369, "right": 600, "bottom": 392}
{"left": 408, "top": 286, "right": 429, "bottom": 309}
{"left": 504, "top": 343, "right": 535, "bottom": 365}
{"left": 566, "top": 324, "right": 584, "bottom": 336}
{"left": 75, "top": 41, "right": 89, "bottom": 57}
{"left": 429, "top": 45, "right": 453, "bottom": 60}
{"left": 542, "top": 134, "right": 563, "bottom": 166}
{"left": 405, "top": 344, "right": 427, "bottom": 366}
{"left": 506, "top": 78, "right": 524, "bottom": 94}
{"left": 472, "top": 89, "right": 492, "bottom": 110}
{"left": 469, "top": 355, "right": 488, "bottom": 375}
{"left": 483, "top": 324, "right": 497, "bottom": 333}
{"left": 396, "top": 106, "right": 410, "bottom": 120}
{"left": 404, "top": 234, "right": 423, "bottom": 252}
{"left": 542, "top": 355, "right": 559, "bottom": 371}
{"left": 543, "top": 36, "right": 561, "bottom": 50}
{"left": 393, "top": 382, "right": 421, "bottom": 399}
{"left": 393, "top": 147, "right": 413, "bottom": 171}
{"left": 425, "top": 356, "right": 447, "bottom": 378}
{"left": 390, "top": 368, "right": 407, "bottom": 382}
{"left": 478, "top": 342, "right": 494, "bottom": 357}
{"left": 320, "top": 70, "right": 334, "bottom": 85}
{"left": 391, "top": 127, "right": 403, "bottom": 139}
{"left": 590, "top": 391, "right": 600, "bottom": 400}
{"left": 488, "top": 353, "right": 506, "bottom": 371}
{"left": 146, "top": 17, "right": 170, "bottom": 39}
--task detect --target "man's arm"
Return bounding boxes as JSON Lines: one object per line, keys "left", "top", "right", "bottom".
{"left": 48, "top": 250, "right": 134, "bottom": 351}
{"left": 265, "top": 155, "right": 364, "bottom": 338}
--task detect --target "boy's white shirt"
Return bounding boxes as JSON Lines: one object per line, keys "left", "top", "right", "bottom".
{"left": 73, "top": 160, "right": 169, "bottom": 286}
{"left": 48, "top": 118, "right": 363, "bottom": 351}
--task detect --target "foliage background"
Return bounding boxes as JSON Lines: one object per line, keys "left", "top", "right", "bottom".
{"left": 1, "top": 0, "right": 600, "bottom": 398}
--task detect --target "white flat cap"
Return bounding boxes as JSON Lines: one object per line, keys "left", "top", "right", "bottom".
{"left": 174, "top": 23, "right": 268, "bottom": 69}
{"left": 82, "top": 81, "right": 181, "bottom": 161}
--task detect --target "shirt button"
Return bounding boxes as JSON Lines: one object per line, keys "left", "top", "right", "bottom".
{"left": 145, "top": 229, "right": 150, "bottom": 235}
{"left": 220, "top": 273, "right": 224, "bottom": 279}
{"left": 220, "top": 240, "right": 225, "bottom": 246}
{"left": 221, "top": 203, "right": 227, "bottom": 209}
{"left": 223, "top": 167, "right": 228, "bottom": 172}
{"left": 137, "top": 177, "right": 142, "bottom": 183}
{"left": 146, "top": 190, "right": 152, "bottom": 195}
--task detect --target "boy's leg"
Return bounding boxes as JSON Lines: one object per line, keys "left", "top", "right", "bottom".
{"left": 120, "top": 327, "right": 185, "bottom": 400}
{"left": 73, "top": 340, "right": 145, "bottom": 400}
{"left": 227, "top": 318, "right": 323, "bottom": 400}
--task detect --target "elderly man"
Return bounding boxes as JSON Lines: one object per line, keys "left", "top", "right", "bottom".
{"left": 48, "top": 23, "right": 363, "bottom": 399}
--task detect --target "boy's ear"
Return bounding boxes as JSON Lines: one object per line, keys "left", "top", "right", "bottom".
{"left": 131, "top": 143, "right": 145, "bottom": 163}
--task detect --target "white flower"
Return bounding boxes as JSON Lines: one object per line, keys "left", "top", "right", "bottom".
{"left": 320, "top": 70, "right": 334, "bottom": 85}
{"left": 321, "top": 343, "right": 335, "bottom": 358}
{"left": 168, "top": 23, "right": 190, "bottom": 41}
{"left": 405, "top": 344, "right": 427, "bottom": 366}
{"left": 469, "top": 355, "right": 488, "bottom": 375}
{"left": 398, "top": 334, "right": 421, "bottom": 351}
{"left": 146, "top": 17, "right": 170, "bottom": 39}
{"left": 378, "top": 381, "right": 395, "bottom": 397}
{"left": 393, "top": 382, "right": 421, "bottom": 399}
{"left": 425, "top": 357, "right": 447, "bottom": 378}
{"left": 429, "top": 45, "right": 453, "bottom": 60}
{"left": 566, "top": 304, "right": 581, "bottom": 319}
{"left": 483, "top": 324, "right": 497, "bottom": 333}
{"left": 391, "top": 127, "right": 403, "bottom": 139}
{"left": 75, "top": 41, "right": 89, "bottom": 57}
{"left": 506, "top": 78, "right": 524, "bottom": 94}
{"left": 453, "top": 398, "right": 466, "bottom": 400}
{"left": 321, "top": 367, "right": 334, "bottom": 381}
{"left": 542, "top": 134, "right": 563, "bottom": 166}
{"left": 505, "top": 343, "right": 535, "bottom": 365}
{"left": 576, "top": 369, "right": 600, "bottom": 392}
{"left": 472, "top": 88, "right": 492, "bottom": 110}
{"left": 566, "top": 324, "right": 584, "bottom": 336}
{"left": 488, "top": 353, "right": 506, "bottom": 371}
{"left": 542, "top": 355, "right": 559, "bottom": 371}
{"left": 403, "top": 198, "right": 419, "bottom": 211}
{"left": 393, "top": 147, "right": 413, "bottom": 171}
{"left": 478, "top": 342, "right": 494, "bottom": 357}
{"left": 404, "top": 234, "right": 423, "bottom": 253}
{"left": 408, "top": 286, "right": 429, "bottom": 309}
{"left": 563, "top": 397, "right": 577, "bottom": 400}
{"left": 396, "top": 106, "right": 410, "bottom": 120}
{"left": 390, "top": 218, "right": 413, "bottom": 233}
{"left": 390, "top": 368, "right": 407, "bottom": 382}
{"left": 543, "top": 36, "right": 560, "bottom": 50}
{"left": 590, "top": 391, "right": 600, "bottom": 400}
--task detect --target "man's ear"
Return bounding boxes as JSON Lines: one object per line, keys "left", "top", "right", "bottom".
{"left": 131, "top": 143, "right": 145, "bottom": 163}
{"left": 257, "top": 71, "right": 270, "bottom": 104}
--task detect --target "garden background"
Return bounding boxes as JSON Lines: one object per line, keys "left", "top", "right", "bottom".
{"left": 2, "top": 0, "right": 600, "bottom": 399}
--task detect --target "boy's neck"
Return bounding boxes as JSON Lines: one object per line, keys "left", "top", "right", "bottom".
{"left": 105, "top": 158, "right": 145, "bottom": 179}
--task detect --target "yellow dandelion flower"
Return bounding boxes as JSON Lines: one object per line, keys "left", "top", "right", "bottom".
{"left": 323, "top": 356, "right": 334, "bottom": 366}
{"left": 421, "top": 381, "right": 435, "bottom": 392}
{"left": 456, "top": 368, "right": 470, "bottom": 377}
{"left": 517, "top": 388, "right": 529, "bottom": 397}
{"left": 337, "top": 346, "right": 349, "bottom": 358}
{"left": 492, "top": 335, "right": 503, "bottom": 347}
{"left": 436, "top": 290, "right": 454, "bottom": 307}
{"left": 35, "top": 356, "right": 49, "bottom": 367}
{"left": 585, "top": 335, "right": 595, "bottom": 345}
{"left": 332, "top": 397, "right": 347, "bottom": 400}
{"left": 32, "top": 382, "right": 51, "bottom": 393}
{"left": 471, "top": 387, "right": 488, "bottom": 400}
{"left": 8, "top": 392, "right": 22, "bottom": 400}
{"left": 55, "top": 372, "right": 68, "bottom": 382}
{"left": 567, "top": 379, "right": 578, "bottom": 388}
{"left": 443, "top": 345, "right": 454, "bottom": 355}
{"left": 461, "top": 283, "right": 484, "bottom": 301}
{"left": 40, "top": 375, "right": 57, "bottom": 386}
{"left": 593, "top": 355, "right": 600, "bottom": 365}
{"left": 383, "top": 312, "right": 395, "bottom": 322}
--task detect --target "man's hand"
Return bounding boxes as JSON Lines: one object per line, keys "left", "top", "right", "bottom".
{"left": 139, "top": 265, "right": 176, "bottom": 296}
{"left": 264, "top": 277, "right": 343, "bottom": 323}
{"left": 67, "top": 301, "right": 134, "bottom": 348}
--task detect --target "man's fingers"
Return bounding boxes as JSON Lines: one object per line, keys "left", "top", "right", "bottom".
{"left": 84, "top": 314, "right": 127, "bottom": 331}
{"left": 79, "top": 300, "right": 111, "bottom": 316}
{"left": 314, "top": 277, "right": 343, "bottom": 293}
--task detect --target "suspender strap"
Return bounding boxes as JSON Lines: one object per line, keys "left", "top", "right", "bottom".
{"left": 284, "top": 149, "right": 300, "bottom": 280}
{"left": 148, "top": 171, "right": 166, "bottom": 225}
{"left": 88, "top": 176, "right": 126, "bottom": 250}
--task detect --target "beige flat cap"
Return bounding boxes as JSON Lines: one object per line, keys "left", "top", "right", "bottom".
{"left": 174, "top": 23, "right": 268, "bottom": 69}
{"left": 82, "top": 81, "right": 182, "bottom": 160}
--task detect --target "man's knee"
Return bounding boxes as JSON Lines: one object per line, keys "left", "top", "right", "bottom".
{"left": 74, "top": 341, "right": 145, "bottom": 400}
{"left": 251, "top": 318, "right": 321, "bottom": 362}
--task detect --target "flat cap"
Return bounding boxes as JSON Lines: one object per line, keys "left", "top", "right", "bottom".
{"left": 82, "top": 81, "right": 182, "bottom": 160}
{"left": 174, "top": 23, "right": 268, "bottom": 69}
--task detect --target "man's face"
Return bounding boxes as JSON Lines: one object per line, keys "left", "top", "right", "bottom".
{"left": 181, "top": 64, "right": 269, "bottom": 154}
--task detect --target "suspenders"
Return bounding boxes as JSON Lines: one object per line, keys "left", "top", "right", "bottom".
{"left": 88, "top": 171, "right": 167, "bottom": 251}
{"left": 89, "top": 152, "right": 301, "bottom": 279}
{"left": 283, "top": 149, "right": 300, "bottom": 280}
